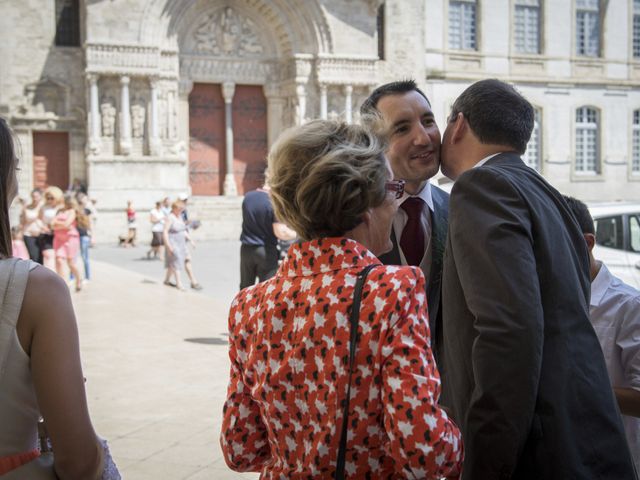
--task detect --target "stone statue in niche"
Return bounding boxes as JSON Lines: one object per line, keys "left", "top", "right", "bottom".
{"left": 131, "top": 97, "right": 146, "bottom": 139}
{"left": 100, "top": 96, "right": 116, "bottom": 137}
{"left": 193, "top": 7, "right": 264, "bottom": 57}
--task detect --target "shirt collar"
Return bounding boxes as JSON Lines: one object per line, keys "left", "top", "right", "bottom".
{"left": 278, "top": 237, "right": 381, "bottom": 277}
{"left": 473, "top": 152, "right": 503, "bottom": 169}
{"left": 591, "top": 261, "right": 613, "bottom": 307}
{"left": 400, "top": 181, "right": 434, "bottom": 212}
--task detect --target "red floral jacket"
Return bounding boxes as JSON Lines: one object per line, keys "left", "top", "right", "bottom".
{"left": 221, "top": 237, "right": 462, "bottom": 479}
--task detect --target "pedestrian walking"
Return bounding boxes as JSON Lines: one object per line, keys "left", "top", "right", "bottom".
{"left": 38, "top": 186, "right": 63, "bottom": 271}
{"left": 163, "top": 200, "right": 201, "bottom": 291}
{"left": 52, "top": 194, "right": 82, "bottom": 292}
{"left": 147, "top": 201, "right": 165, "bottom": 260}
{"left": 19, "top": 188, "right": 43, "bottom": 263}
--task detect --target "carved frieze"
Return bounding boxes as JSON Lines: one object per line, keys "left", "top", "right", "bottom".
{"left": 316, "top": 55, "right": 379, "bottom": 87}
{"left": 193, "top": 7, "right": 264, "bottom": 58}
{"left": 86, "top": 43, "right": 178, "bottom": 78}
{"left": 180, "top": 56, "right": 272, "bottom": 84}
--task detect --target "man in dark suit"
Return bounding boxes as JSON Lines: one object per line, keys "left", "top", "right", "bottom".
{"left": 440, "top": 79, "right": 636, "bottom": 478}
{"left": 360, "top": 80, "right": 449, "bottom": 364}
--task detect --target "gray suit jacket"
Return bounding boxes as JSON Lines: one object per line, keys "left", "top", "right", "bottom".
{"left": 378, "top": 185, "right": 449, "bottom": 363}
{"left": 442, "top": 153, "right": 635, "bottom": 479}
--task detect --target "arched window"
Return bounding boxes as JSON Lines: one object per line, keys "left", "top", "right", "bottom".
{"left": 524, "top": 108, "right": 542, "bottom": 171}
{"left": 575, "top": 106, "right": 600, "bottom": 174}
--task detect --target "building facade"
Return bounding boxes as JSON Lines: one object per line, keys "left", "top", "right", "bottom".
{"left": 0, "top": 0, "right": 638, "bottom": 239}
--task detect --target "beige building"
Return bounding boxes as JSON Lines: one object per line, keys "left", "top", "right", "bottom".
{"left": 1, "top": 0, "right": 639, "bottom": 240}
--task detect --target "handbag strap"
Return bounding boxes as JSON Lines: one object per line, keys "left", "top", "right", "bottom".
{"left": 336, "top": 263, "right": 376, "bottom": 480}
{"left": 0, "top": 258, "right": 30, "bottom": 377}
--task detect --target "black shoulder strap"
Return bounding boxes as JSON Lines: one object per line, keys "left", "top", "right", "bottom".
{"left": 336, "top": 263, "right": 376, "bottom": 480}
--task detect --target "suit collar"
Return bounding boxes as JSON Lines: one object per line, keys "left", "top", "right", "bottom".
{"left": 400, "top": 181, "right": 434, "bottom": 212}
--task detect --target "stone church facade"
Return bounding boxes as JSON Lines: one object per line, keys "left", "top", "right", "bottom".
{"left": 0, "top": 0, "right": 639, "bottom": 239}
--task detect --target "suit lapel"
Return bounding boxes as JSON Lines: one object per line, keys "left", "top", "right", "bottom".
{"left": 427, "top": 187, "right": 449, "bottom": 337}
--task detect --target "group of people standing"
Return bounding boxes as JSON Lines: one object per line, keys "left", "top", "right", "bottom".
{"left": 221, "top": 79, "right": 640, "bottom": 479}
{"left": 14, "top": 185, "right": 94, "bottom": 292}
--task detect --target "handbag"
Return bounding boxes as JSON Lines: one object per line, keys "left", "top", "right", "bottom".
{"left": 335, "top": 264, "right": 376, "bottom": 480}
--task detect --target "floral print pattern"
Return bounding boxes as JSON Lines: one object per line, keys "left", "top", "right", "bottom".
{"left": 221, "top": 237, "right": 462, "bottom": 479}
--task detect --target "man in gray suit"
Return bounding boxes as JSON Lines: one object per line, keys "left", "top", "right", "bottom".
{"left": 440, "top": 79, "right": 635, "bottom": 479}
{"left": 360, "top": 80, "right": 449, "bottom": 364}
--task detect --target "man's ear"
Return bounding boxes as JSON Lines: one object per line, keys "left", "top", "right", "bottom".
{"left": 584, "top": 233, "right": 596, "bottom": 252}
{"left": 450, "top": 112, "right": 467, "bottom": 144}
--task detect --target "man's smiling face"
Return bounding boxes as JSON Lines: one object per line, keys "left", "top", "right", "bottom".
{"left": 376, "top": 90, "right": 441, "bottom": 194}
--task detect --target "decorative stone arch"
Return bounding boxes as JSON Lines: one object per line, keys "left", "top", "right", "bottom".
{"left": 138, "top": 0, "right": 332, "bottom": 55}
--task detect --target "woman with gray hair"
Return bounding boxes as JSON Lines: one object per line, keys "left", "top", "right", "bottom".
{"left": 221, "top": 120, "right": 462, "bottom": 479}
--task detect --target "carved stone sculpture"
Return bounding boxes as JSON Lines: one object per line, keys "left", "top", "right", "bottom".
{"left": 193, "top": 7, "right": 264, "bottom": 57}
{"left": 100, "top": 97, "right": 116, "bottom": 137}
{"left": 131, "top": 99, "right": 146, "bottom": 139}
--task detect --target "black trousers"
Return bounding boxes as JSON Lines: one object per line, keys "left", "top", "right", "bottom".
{"left": 239, "top": 243, "right": 279, "bottom": 290}
{"left": 24, "top": 235, "right": 42, "bottom": 264}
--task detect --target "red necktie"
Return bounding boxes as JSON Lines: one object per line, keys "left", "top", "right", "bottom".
{"left": 400, "top": 197, "right": 425, "bottom": 266}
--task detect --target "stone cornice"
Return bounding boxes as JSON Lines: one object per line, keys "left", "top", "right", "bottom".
{"left": 85, "top": 42, "right": 178, "bottom": 78}
{"left": 315, "top": 54, "right": 379, "bottom": 86}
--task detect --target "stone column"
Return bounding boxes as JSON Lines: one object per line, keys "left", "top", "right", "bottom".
{"left": 87, "top": 74, "right": 101, "bottom": 155}
{"left": 119, "top": 75, "right": 132, "bottom": 155}
{"left": 222, "top": 81, "right": 237, "bottom": 196}
{"left": 295, "top": 83, "right": 307, "bottom": 125}
{"left": 149, "top": 77, "right": 161, "bottom": 156}
{"left": 167, "top": 89, "right": 176, "bottom": 140}
{"left": 319, "top": 84, "right": 328, "bottom": 120}
{"left": 264, "top": 84, "right": 285, "bottom": 147}
{"left": 344, "top": 85, "right": 353, "bottom": 124}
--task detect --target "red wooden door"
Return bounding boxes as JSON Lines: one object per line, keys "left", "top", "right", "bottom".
{"left": 32, "top": 132, "right": 69, "bottom": 189}
{"left": 232, "top": 85, "right": 268, "bottom": 195}
{"left": 189, "top": 83, "right": 225, "bottom": 196}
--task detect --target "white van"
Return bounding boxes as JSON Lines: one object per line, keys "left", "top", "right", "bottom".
{"left": 588, "top": 203, "right": 640, "bottom": 289}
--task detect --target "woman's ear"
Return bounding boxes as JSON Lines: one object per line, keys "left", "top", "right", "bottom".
{"left": 361, "top": 209, "right": 373, "bottom": 227}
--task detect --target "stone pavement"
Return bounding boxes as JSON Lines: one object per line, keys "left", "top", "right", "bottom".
{"left": 71, "top": 252, "right": 258, "bottom": 479}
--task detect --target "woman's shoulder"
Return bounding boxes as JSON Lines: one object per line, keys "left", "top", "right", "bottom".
{"left": 370, "top": 264, "right": 425, "bottom": 288}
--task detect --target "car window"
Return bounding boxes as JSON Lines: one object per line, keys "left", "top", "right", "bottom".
{"left": 630, "top": 215, "right": 640, "bottom": 253}
{"left": 595, "top": 215, "right": 624, "bottom": 250}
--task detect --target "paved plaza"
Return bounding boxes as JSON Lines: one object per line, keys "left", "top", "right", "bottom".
{"left": 72, "top": 240, "right": 258, "bottom": 479}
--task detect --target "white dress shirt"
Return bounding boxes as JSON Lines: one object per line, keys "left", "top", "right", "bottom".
{"left": 392, "top": 182, "right": 434, "bottom": 281}
{"left": 590, "top": 262, "right": 640, "bottom": 470}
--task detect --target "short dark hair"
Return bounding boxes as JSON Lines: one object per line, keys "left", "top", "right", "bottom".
{"left": 449, "top": 79, "right": 534, "bottom": 154}
{"left": 360, "top": 79, "right": 431, "bottom": 116}
{"left": 563, "top": 195, "right": 595, "bottom": 235}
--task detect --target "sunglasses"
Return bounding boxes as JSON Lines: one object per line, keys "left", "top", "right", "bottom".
{"left": 385, "top": 179, "right": 405, "bottom": 199}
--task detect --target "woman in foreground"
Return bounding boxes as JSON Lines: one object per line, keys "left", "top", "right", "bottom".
{"left": 0, "top": 117, "right": 119, "bottom": 478}
{"left": 220, "top": 120, "right": 462, "bottom": 479}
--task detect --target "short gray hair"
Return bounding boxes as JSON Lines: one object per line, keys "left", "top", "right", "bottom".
{"left": 268, "top": 119, "right": 388, "bottom": 240}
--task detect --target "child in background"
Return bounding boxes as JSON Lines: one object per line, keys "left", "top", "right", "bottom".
{"left": 11, "top": 226, "right": 29, "bottom": 260}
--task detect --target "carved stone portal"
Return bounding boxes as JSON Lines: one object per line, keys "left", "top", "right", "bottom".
{"left": 193, "top": 7, "right": 264, "bottom": 57}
